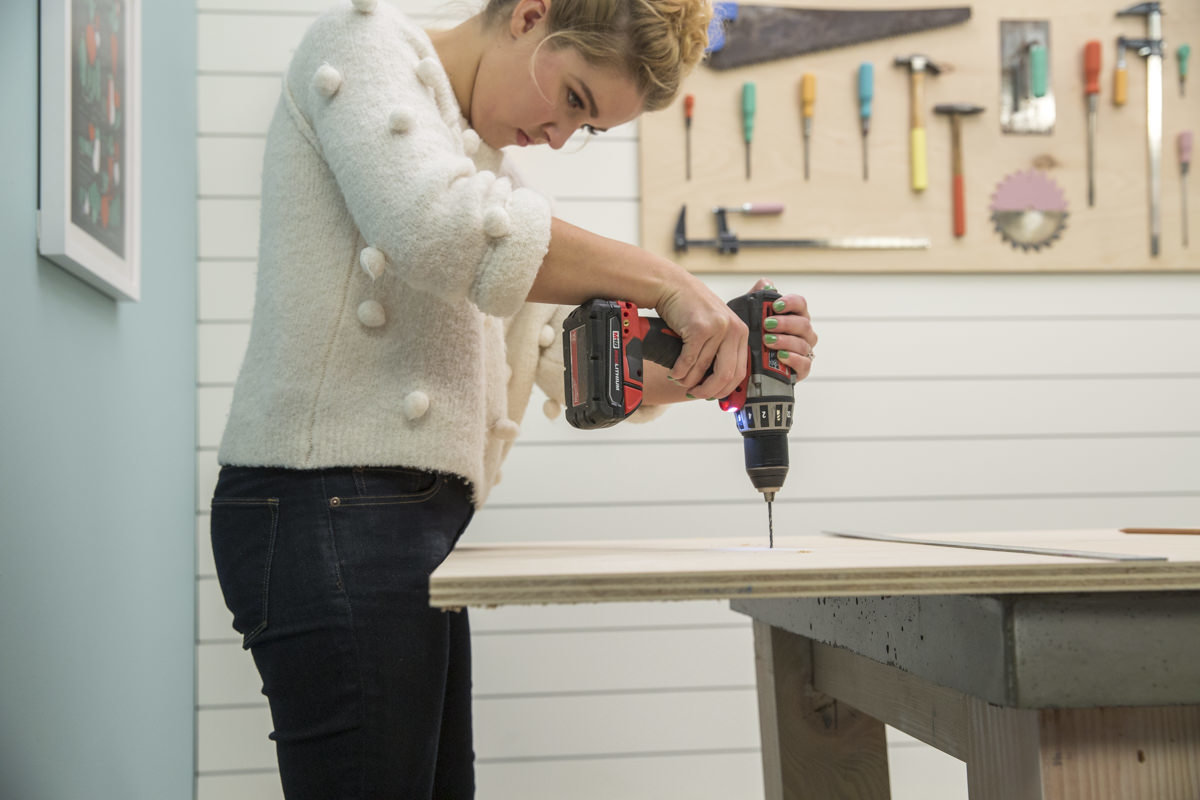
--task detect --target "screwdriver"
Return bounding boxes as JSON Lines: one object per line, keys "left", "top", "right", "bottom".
{"left": 742, "top": 82, "right": 756, "bottom": 180}
{"left": 1114, "top": 37, "right": 1128, "bottom": 106}
{"left": 1181, "top": 131, "right": 1193, "bottom": 247}
{"left": 1179, "top": 45, "right": 1191, "bottom": 97}
{"left": 684, "top": 94, "right": 694, "bottom": 180}
{"left": 800, "top": 74, "right": 815, "bottom": 181}
{"left": 1084, "top": 40, "right": 1102, "bottom": 207}
{"left": 858, "top": 63, "right": 874, "bottom": 181}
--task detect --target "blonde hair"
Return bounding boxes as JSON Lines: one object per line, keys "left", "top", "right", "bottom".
{"left": 485, "top": 0, "right": 711, "bottom": 111}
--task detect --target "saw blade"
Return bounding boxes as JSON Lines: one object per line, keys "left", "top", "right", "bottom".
{"left": 706, "top": 4, "right": 972, "bottom": 70}
{"left": 989, "top": 170, "right": 1069, "bottom": 251}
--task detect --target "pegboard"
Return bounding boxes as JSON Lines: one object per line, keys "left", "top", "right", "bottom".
{"left": 639, "top": 0, "right": 1199, "bottom": 272}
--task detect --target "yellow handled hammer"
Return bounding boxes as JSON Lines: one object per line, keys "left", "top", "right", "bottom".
{"left": 894, "top": 54, "right": 943, "bottom": 192}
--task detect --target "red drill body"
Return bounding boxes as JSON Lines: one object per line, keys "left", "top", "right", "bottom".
{"left": 562, "top": 290, "right": 795, "bottom": 516}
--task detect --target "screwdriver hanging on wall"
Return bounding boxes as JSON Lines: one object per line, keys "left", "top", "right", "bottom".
{"left": 1084, "top": 40, "right": 1102, "bottom": 206}
{"left": 1181, "top": 131, "right": 1193, "bottom": 248}
{"left": 858, "top": 63, "right": 874, "bottom": 181}
{"left": 1114, "top": 37, "right": 1129, "bottom": 106}
{"left": 1179, "top": 44, "right": 1191, "bottom": 96}
{"left": 800, "top": 73, "right": 815, "bottom": 181}
{"left": 683, "top": 94, "right": 694, "bottom": 181}
{"left": 742, "top": 82, "right": 756, "bottom": 180}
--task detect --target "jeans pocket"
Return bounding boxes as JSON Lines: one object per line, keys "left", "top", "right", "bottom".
{"left": 334, "top": 466, "right": 443, "bottom": 506}
{"left": 210, "top": 497, "right": 279, "bottom": 648}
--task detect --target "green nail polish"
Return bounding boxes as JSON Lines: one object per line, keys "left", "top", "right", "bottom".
{"left": 764, "top": 333, "right": 778, "bottom": 345}
{"left": 764, "top": 317, "right": 779, "bottom": 330}
{"left": 686, "top": 393, "right": 695, "bottom": 399}
{"left": 773, "top": 298, "right": 786, "bottom": 312}
{"left": 779, "top": 351, "right": 789, "bottom": 360}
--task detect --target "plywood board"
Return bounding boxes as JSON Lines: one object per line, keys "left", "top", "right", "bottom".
{"left": 639, "top": 0, "right": 1200, "bottom": 272}
{"left": 429, "top": 529, "right": 1200, "bottom": 608}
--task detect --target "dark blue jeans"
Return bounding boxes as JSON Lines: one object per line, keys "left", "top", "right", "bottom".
{"left": 210, "top": 466, "right": 476, "bottom": 799}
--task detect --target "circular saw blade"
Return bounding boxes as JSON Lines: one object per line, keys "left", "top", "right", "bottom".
{"left": 989, "top": 170, "right": 1069, "bottom": 252}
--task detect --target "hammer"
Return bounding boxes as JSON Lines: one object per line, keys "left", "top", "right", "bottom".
{"left": 894, "top": 55, "right": 942, "bottom": 192}
{"left": 933, "top": 103, "right": 985, "bottom": 237}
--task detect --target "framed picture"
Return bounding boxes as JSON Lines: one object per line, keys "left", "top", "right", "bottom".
{"left": 39, "top": 0, "right": 141, "bottom": 301}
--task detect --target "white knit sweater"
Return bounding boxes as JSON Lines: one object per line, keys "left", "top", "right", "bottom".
{"left": 218, "top": 0, "right": 573, "bottom": 507}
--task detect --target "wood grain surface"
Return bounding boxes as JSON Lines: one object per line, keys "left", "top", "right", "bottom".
{"left": 429, "top": 529, "right": 1200, "bottom": 608}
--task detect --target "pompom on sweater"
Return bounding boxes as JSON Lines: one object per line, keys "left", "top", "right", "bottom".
{"left": 218, "top": 2, "right": 635, "bottom": 507}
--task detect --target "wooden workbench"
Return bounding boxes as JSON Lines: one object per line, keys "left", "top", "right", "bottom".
{"left": 430, "top": 529, "right": 1200, "bottom": 799}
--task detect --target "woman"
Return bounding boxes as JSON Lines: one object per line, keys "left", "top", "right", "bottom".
{"left": 211, "top": 0, "right": 818, "bottom": 796}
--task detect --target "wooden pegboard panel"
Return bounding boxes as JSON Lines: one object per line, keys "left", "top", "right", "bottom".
{"left": 639, "top": 0, "right": 1199, "bottom": 272}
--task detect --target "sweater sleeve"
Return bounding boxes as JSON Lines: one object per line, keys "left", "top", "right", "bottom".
{"left": 283, "top": 3, "right": 551, "bottom": 318}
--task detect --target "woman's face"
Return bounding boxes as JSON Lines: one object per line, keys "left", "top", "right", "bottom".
{"left": 470, "top": 18, "right": 645, "bottom": 150}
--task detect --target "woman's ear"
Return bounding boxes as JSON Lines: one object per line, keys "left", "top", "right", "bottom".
{"left": 510, "top": 0, "right": 549, "bottom": 36}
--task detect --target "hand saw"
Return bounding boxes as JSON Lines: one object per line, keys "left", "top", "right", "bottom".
{"left": 706, "top": 3, "right": 973, "bottom": 70}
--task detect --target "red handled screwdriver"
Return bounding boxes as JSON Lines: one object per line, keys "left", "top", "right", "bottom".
{"left": 684, "top": 93, "right": 695, "bottom": 181}
{"left": 1085, "top": 40, "right": 1102, "bottom": 207}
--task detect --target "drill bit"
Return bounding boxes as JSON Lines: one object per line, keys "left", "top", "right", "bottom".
{"left": 764, "top": 491, "right": 775, "bottom": 548}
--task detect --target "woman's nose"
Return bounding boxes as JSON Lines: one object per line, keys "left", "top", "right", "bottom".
{"left": 544, "top": 123, "right": 578, "bottom": 150}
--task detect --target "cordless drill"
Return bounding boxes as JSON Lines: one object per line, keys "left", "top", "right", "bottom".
{"left": 562, "top": 289, "right": 795, "bottom": 544}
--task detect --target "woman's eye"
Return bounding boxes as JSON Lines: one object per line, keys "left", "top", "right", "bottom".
{"left": 582, "top": 124, "right": 599, "bottom": 136}
{"left": 567, "top": 88, "right": 584, "bottom": 110}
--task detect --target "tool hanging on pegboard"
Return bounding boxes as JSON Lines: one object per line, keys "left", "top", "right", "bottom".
{"left": 1084, "top": 40, "right": 1103, "bottom": 206}
{"left": 989, "top": 170, "right": 1069, "bottom": 251}
{"left": 1000, "top": 20, "right": 1055, "bottom": 135}
{"left": 703, "top": 3, "right": 971, "bottom": 69}
{"left": 1116, "top": 1, "right": 1165, "bottom": 257}
{"left": 673, "top": 206, "right": 930, "bottom": 253}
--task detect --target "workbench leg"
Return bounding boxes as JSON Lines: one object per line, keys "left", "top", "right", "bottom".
{"left": 752, "top": 620, "right": 891, "bottom": 800}
{"left": 966, "top": 700, "right": 1200, "bottom": 799}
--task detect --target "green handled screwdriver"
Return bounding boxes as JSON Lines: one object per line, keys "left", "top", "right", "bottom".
{"left": 858, "top": 63, "right": 874, "bottom": 181}
{"left": 1179, "top": 44, "right": 1191, "bottom": 97}
{"left": 742, "top": 82, "right": 756, "bottom": 180}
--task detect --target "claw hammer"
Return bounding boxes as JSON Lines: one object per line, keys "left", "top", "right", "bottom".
{"left": 895, "top": 54, "right": 942, "bottom": 192}
{"left": 934, "top": 104, "right": 985, "bottom": 237}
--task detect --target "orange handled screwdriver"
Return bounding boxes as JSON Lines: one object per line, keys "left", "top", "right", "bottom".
{"left": 1085, "top": 40, "right": 1102, "bottom": 206}
{"left": 1114, "top": 37, "right": 1129, "bottom": 106}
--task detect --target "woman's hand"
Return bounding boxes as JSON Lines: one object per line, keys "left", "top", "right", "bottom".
{"left": 654, "top": 274, "right": 750, "bottom": 400}
{"left": 749, "top": 278, "right": 817, "bottom": 382}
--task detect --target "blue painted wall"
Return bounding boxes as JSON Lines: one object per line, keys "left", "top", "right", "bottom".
{"left": 0, "top": 2, "right": 196, "bottom": 798}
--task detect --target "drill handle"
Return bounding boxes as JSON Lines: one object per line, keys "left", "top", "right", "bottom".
{"left": 640, "top": 317, "right": 685, "bottom": 370}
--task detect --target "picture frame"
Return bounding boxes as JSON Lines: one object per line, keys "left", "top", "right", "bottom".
{"left": 39, "top": 0, "right": 141, "bottom": 302}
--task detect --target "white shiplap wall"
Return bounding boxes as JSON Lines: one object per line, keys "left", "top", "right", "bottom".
{"left": 195, "top": 2, "right": 1200, "bottom": 798}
